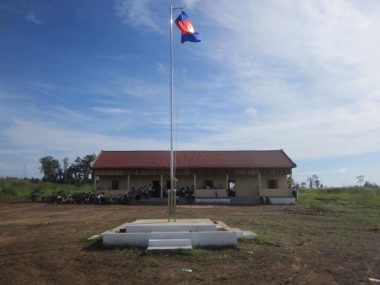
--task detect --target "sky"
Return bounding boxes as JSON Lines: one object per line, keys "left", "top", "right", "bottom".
{"left": 1, "top": 0, "right": 380, "bottom": 186}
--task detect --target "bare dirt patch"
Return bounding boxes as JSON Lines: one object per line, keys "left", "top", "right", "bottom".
{"left": 0, "top": 202, "right": 379, "bottom": 284}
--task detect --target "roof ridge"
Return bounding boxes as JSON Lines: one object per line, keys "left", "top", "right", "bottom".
{"left": 100, "top": 150, "right": 284, "bottom": 152}
{"left": 280, "top": 149, "right": 297, "bottom": 168}
{"left": 92, "top": 150, "right": 296, "bottom": 169}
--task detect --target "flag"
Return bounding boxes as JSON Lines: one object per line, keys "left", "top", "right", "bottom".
{"left": 175, "top": 11, "right": 201, "bottom": 44}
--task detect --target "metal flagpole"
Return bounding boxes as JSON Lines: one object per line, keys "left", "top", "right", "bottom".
{"left": 169, "top": 4, "right": 182, "bottom": 222}
{"left": 169, "top": 4, "right": 175, "bottom": 222}
{"left": 168, "top": 4, "right": 173, "bottom": 221}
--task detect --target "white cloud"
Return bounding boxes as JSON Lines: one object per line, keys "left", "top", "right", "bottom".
{"left": 93, "top": 107, "right": 131, "bottom": 114}
{"left": 94, "top": 54, "right": 133, "bottom": 61}
{"left": 88, "top": 76, "right": 166, "bottom": 99}
{"left": 1, "top": 119, "right": 168, "bottom": 177}
{"left": 115, "top": 0, "right": 162, "bottom": 33}
{"left": 11, "top": 1, "right": 380, "bottom": 161}
{"left": 50, "top": 107, "right": 92, "bottom": 121}
{"left": 5, "top": 119, "right": 167, "bottom": 153}
{"left": 156, "top": 62, "right": 167, "bottom": 75}
{"left": 174, "top": 0, "right": 380, "bottom": 159}
{"left": 182, "top": 0, "right": 201, "bottom": 9}
{"left": 245, "top": 106, "right": 257, "bottom": 117}
{"left": 3, "top": 0, "right": 380, "bottom": 183}
{"left": 26, "top": 11, "right": 43, "bottom": 25}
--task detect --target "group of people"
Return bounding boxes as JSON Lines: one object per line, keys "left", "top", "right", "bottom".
{"left": 93, "top": 184, "right": 196, "bottom": 204}
{"left": 129, "top": 185, "right": 155, "bottom": 200}
{"left": 36, "top": 192, "right": 97, "bottom": 204}
{"left": 164, "top": 185, "right": 195, "bottom": 199}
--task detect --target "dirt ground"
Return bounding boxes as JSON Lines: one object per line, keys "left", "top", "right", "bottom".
{"left": 0, "top": 202, "right": 379, "bottom": 285}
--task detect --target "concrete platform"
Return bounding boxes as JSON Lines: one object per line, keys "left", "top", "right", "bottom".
{"left": 148, "top": 238, "right": 192, "bottom": 247}
{"left": 147, "top": 245, "right": 193, "bottom": 251}
{"left": 126, "top": 219, "right": 217, "bottom": 232}
{"left": 100, "top": 218, "right": 256, "bottom": 249}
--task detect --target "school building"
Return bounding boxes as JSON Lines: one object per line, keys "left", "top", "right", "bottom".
{"left": 91, "top": 150, "right": 297, "bottom": 202}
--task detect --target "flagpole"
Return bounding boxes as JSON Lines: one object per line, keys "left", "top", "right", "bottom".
{"left": 169, "top": 4, "right": 175, "bottom": 222}
{"left": 169, "top": 5, "right": 182, "bottom": 222}
{"left": 168, "top": 4, "right": 173, "bottom": 221}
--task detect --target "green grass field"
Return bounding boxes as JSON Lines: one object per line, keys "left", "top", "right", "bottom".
{"left": 298, "top": 187, "right": 380, "bottom": 212}
{"left": 1, "top": 178, "right": 379, "bottom": 206}
{"left": 0, "top": 179, "right": 92, "bottom": 198}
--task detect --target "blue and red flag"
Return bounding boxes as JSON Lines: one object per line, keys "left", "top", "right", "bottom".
{"left": 175, "top": 11, "right": 201, "bottom": 44}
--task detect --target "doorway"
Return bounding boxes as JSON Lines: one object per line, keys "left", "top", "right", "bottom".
{"left": 228, "top": 180, "right": 236, "bottom": 197}
{"left": 152, "top": 180, "right": 160, "bottom": 197}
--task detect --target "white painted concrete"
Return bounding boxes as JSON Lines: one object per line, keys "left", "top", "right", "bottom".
{"left": 102, "top": 232, "right": 150, "bottom": 247}
{"left": 132, "top": 219, "right": 212, "bottom": 224}
{"left": 101, "top": 230, "right": 239, "bottom": 247}
{"left": 190, "top": 231, "right": 237, "bottom": 246}
{"left": 148, "top": 245, "right": 193, "bottom": 250}
{"left": 150, "top": 231, "right": 191, "bottom": 240}
{"left": 242, "top": 231, "right": 258, "bottom": 240}
{"left": 148, "top": 239, "right": 191, "bottom": 247}
{"left": 125, "top": 223, "right": 216, "bottom": 233}
{"left": 195, "top": 198, "right": 231, "bottom": 204}
{"left": 125, "top": 219, "right": 217, "bottom": 233}
{"left": 100, "top": 219, "right": 253, "bottom": 249}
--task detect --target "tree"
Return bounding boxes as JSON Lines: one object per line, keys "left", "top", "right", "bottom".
{"left": 356, "top": 175, "right": 364, "bottom": 187}
{"left": 307, "top": 174, "right": 321, "bottom": 189}
{"left": 62, "top": 157, "right": 69, "bottom": 183}
{"left": 39, "top": 153, "right": 96, "bottom": 184}
{"left": 311, "top": 175, "right": 319, "bottom": 188}
{"left": 81, "top": 153, "right": 96, "bottom": 182}
{"left": 39, "top": 156, "right": 61, "bottom": 182}
{"left": 307, "top": 177, "right": 313, "bottom": 188}
{"left": 315, "top": 178, "right": 320, "bottom": 189}
{"left": 364, "top": 181, "right": 379, "bottom": 188}
{"left": 287, "top": 175, "right": 295, "bottom": 188}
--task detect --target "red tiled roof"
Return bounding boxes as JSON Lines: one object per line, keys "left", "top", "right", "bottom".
{"left": 92, "top": 150, "right": 296, "bottom": 169}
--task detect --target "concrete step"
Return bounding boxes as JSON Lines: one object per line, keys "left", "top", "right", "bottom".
{"left": 150, "top": 231, "right": 191, "bottom": 240}
{"left": 125, "top": 223, "right": 216, "bottom": 233}
{"left": 241, "top": 231, "right": 258, "bottom": 240}
{"left": 147, "top": 245, "right": 193, "bottom": 251}
{"left": 148, "top": 238, "right": 192, "bottom": 248}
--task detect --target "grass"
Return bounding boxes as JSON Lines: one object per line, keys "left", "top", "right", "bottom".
{"left": 298, "top": 187, "right": 380, "bottom": 212}
{"left": 253, "top": 235, "right": 277, "bottom": 246}
{"left": 0, "top": 178, "right": 92, "bottom": 199}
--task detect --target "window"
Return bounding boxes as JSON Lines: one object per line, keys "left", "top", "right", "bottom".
{"left": 112, "top": 180, "right": 119, "bottom": 190}
{"left": 203, "top": 180, "right": 213, "bottom": 188}
{"left": 267, "top": 179, "right": 278, "bottom": 189}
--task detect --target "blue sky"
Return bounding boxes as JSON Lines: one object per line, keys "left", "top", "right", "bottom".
{"left": 1, "top": 0, "right": 380, "bottom": 186}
